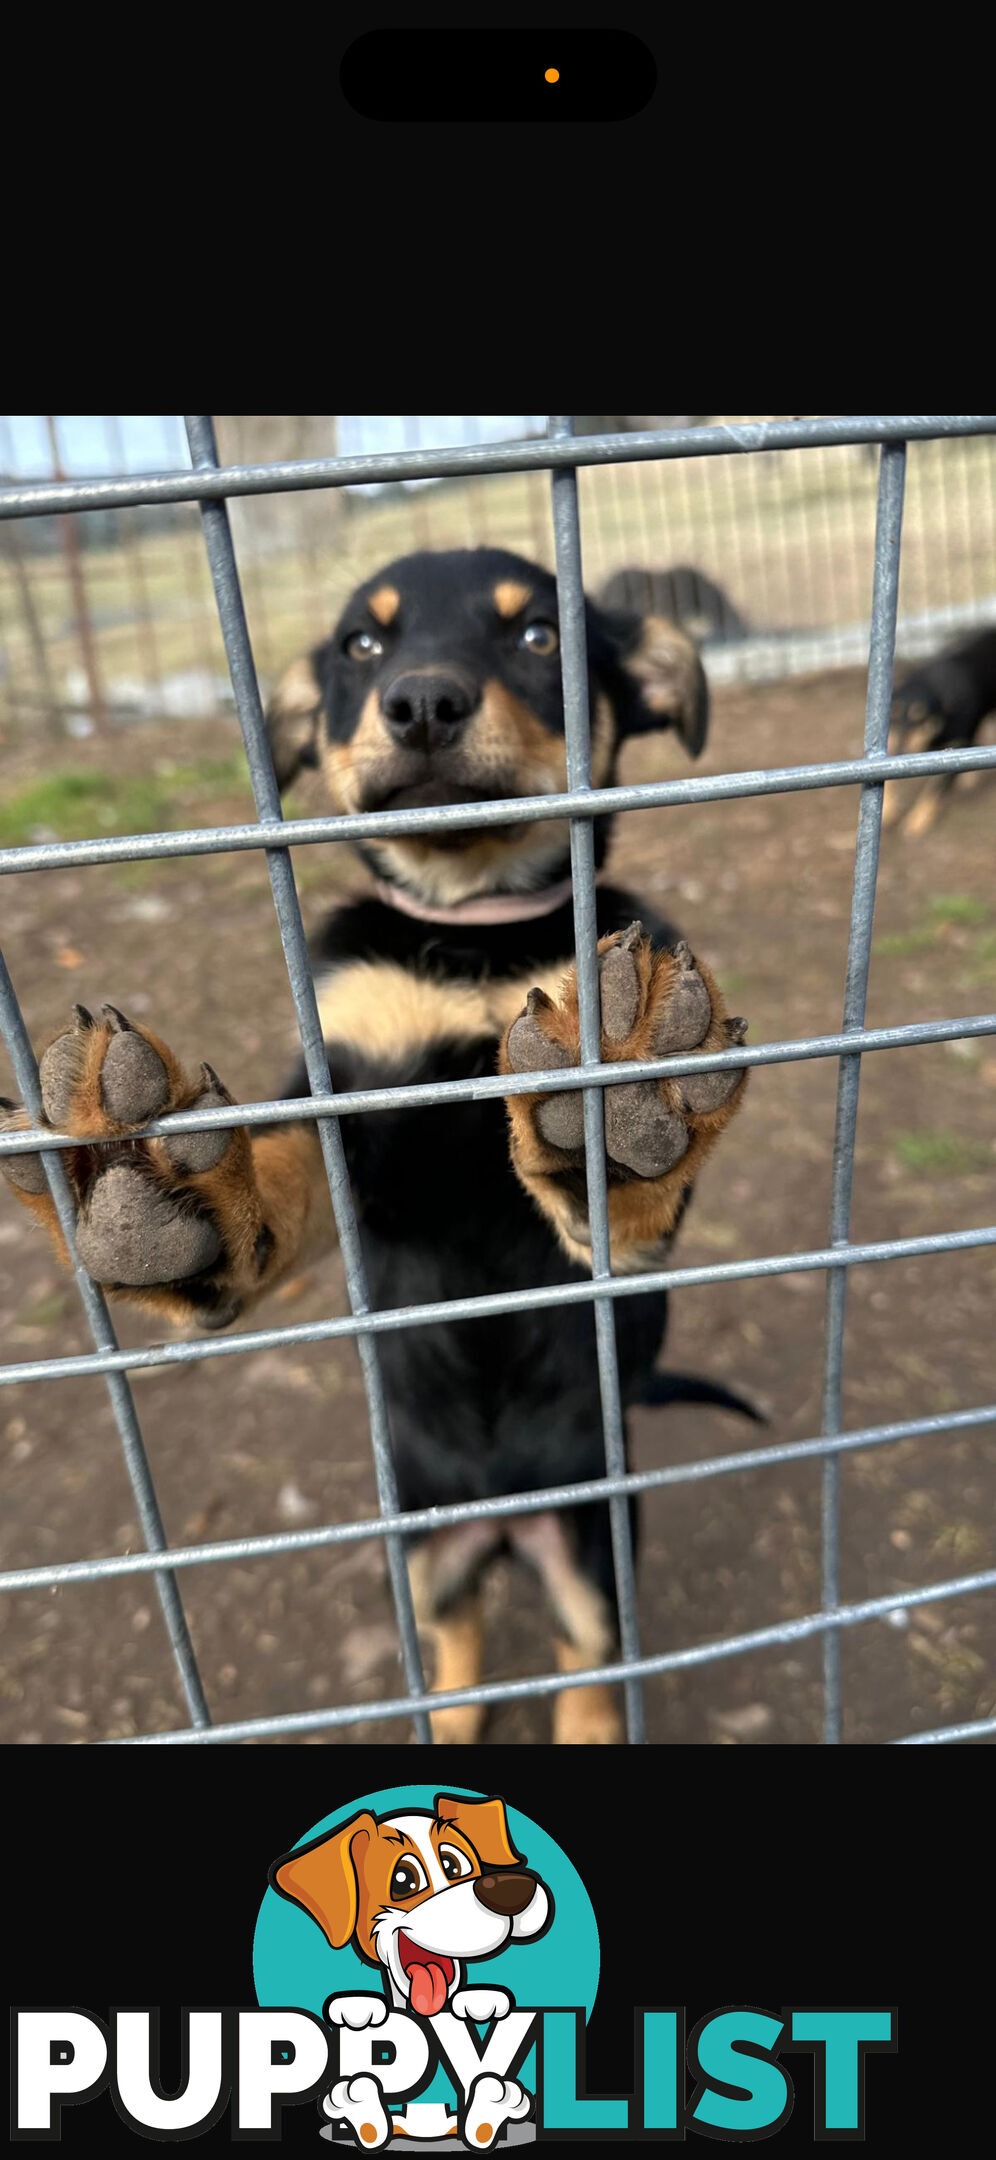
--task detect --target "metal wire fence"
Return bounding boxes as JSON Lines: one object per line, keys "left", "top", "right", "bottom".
{"left": 1, "top": 414, "right": 995, "bottom": 1747}
{"left": 4, "top": 415, "right": 996, "bottom": 741}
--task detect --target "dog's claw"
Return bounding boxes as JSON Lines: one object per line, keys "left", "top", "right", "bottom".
{"left": 73, "top": 1004, "right": 96, "bottom": 1030}
{"left": 102, "top": 1004, "right": 134, "bottom": 1033}
{"left": 200, "top": 1061, "right": 232, "bottom": 1100}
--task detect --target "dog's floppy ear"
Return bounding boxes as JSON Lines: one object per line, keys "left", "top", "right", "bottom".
{"left": 435, "top": 1793, "right": 523, "bottom": 1869}
{"left": 593, "top": 598, "right": 709, "bottom": 760}
{"left": 623, "top": 614, "right": 709, "bottom": 758}
{"left": 269, "top": 1810, "right": 377, "bottom": 1947}
{"left": 264, "top": 654, "right": 323, "bottom": 792}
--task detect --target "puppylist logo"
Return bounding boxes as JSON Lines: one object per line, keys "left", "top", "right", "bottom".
{"left": 10, "top": 1785, "right": 897, "bottom": 2145}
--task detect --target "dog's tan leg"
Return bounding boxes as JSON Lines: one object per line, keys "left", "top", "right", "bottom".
{"left": 408, "top": 1525, "right": 500, "bottom": 1744}
{"left": 881, "top": 777, "right": 915, "bottom": 829}
{"left": 509, "top": 1513, "right": 623, "bottom": 1744}
{"left": 426, "top": 1604, "right": 486, "bottom": 1745}
{"left": 903, "top": 773, "right": 953, "bottom": 838}
{"left": 553, "top": 1643, "right": 625, "bottom": 1745}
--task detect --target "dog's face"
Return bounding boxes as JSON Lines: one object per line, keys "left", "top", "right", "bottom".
{"left": 271, "top": 1793, "right": 551, "bottom": 2017}
{"left": 266, "top": 547, "right": 707, "bottom": 905}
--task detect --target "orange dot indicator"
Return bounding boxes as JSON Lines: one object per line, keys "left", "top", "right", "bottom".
{"left": 545, "top": 68, "right": 559, "bottom": 83}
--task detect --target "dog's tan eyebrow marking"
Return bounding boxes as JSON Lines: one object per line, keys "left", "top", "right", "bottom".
{"left": 367, "top": 585, "right": 400, "bottom": 626}
{"left": 493, "top": 579, "right": 532, "bottom": 619}
{"left": 383, "top": 1828, "right": 408, "bottom": 1846}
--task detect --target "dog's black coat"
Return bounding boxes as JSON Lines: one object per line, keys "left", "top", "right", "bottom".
{"left": 892, "top": 627, "right": 996, "bottom": 748}
{"left": 285, "top": 884, "right": 683, "bottom": 1609}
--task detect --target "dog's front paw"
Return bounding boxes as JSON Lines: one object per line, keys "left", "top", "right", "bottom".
{"left": 464, "top": 2073, "right": 531, "bottom": 2149}
{"left": 1, "top": 1003, "right": 266, "bottom": 1325}
{"left": 322, "top": 2073, "right": 390, "bottom": 2147}
{"left": 500, "top": 924, "right": 747, "bottom": 1267}
{"left": 450, "top": 1986, "right": 512, "bottom": 2023}
{"left": 504, "top": 923, "right": 747, "bottom": 1180}
{"left": 325, "top": 1994, "right": 390, "bottom": 2030}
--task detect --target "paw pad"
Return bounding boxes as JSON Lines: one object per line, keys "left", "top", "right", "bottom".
{"left": 161, "top": 1067, "right": 235, "bottom": 1173}
{"left": 599, "top": 926, "right": 643, "bottom": 1043}
{"left": 76, "top": 1163, "right": 222, "bottom": 1286}
{"left": 679, "top": 1016, "right": 748, "bottom": 1112}
{"left": 99, "top": 1009, "right": 171, "bottom": 1123}
{"left": 39, "top": 1010, "right": 93, "bottom": 1128}
{"left": 654, "top": 940, "right": 713, "bottom": 1051}
{"left": 604, "top": 1081, "right": 689, "bottom": 1177}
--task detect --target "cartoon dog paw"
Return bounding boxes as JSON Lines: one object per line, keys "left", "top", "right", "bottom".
{"left": 463, "top": 2073, "right": 531, "bottom": 2149}
{"left": 450, "top": 1987, "right": 513, "bottom": 2024}
{"left": 322, "top": 2073, "right": 390, "bottom": 2148}
{"left": 326, "top": 1994, "right": 390, "bottom": 2030}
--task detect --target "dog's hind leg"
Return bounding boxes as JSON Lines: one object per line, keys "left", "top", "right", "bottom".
{"left": 508, "top": 1512, "right": 623, "bottom": 1744}
{"left": 408, "top": 1523, "right": 500, "bottom": 1744}
{"left": 902, "top": 771, "right": 955, "bottom": 837}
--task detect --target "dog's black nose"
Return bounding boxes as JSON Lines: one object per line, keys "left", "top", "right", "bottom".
{"left": 381, "top": 670, "right": 476, "bottom": 750}
{"left": 473, "top": 1872, "right": 536, "bottom": 1917}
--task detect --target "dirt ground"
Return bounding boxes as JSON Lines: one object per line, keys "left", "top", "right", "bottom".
{"left": 1, "top": 669, "right": 993, "bottom": 1746}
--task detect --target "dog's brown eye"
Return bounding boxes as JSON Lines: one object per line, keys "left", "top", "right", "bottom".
{"left": 520, "top": 621, "right": 559, "bottom": 657}
{"left": 438, "top": 1843, "right": 473, "bottom": 1883}
{"left": 344, "top": 630, "right": 384, "bottom": 661}
{"left": 390, "top": 1856, "right": 427, "bottom": 1899}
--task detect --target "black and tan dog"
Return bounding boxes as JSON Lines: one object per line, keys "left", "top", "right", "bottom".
{"left": 600, "top": 564, "right": 749, "bottom": 648}
{"left": 1, "top": 548, "right": 752, "bottom": 1744}
{"left": 882, "top": 626, "right": 996, "bottom": 838}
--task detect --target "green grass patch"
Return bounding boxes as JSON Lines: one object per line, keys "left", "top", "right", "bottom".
{"left": 0, "top": 757, "right": 249, "bottom": 847}
{"left": 926, "top": 893, "right": 990, "bottom": 926}
{"left": 959, "top": 933, "right": 996, "bottom": 987}
{"left": 874, "top": 927, "right": 937, "bottom": 959}
{"left": 876, "top": 892, "right": 991, "bottom": 962}
{"left": 891, "top": 1129, "right": 991, "bottom": 1176}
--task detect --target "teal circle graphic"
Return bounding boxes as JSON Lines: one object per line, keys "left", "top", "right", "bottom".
{"left": 252, "top": 1784, "right": 600, "bottom": 2110}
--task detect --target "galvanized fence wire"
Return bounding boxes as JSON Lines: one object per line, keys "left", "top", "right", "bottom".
{"left": 819, "top": 442, "right": 906, "bottom": 1745}
{"left": 1, "top": 415, "right": 994, "bottom": 1750}
{"left": 183, "top": 416, "right": 430, "bottom": 1745}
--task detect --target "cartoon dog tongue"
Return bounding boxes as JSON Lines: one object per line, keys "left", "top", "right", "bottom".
{"left": 409, "top": 1956, "right": 449, "bottom": 2018}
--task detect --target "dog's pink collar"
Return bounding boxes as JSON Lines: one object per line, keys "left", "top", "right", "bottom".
{"left": 371, "top": 872, "right": 575, "bottom": 925}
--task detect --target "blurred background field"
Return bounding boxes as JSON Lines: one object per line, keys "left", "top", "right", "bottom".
{"left": 3, "top": 415, "right": 996, "bottom": 749}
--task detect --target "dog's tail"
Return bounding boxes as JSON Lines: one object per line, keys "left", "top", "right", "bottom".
{"left": 639, "top": 1369, "right": 766, "bottom": 1423}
